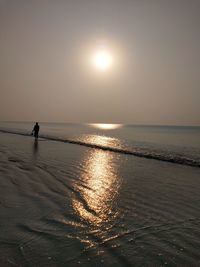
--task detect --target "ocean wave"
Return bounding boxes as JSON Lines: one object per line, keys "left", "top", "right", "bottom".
{"left": 0, "top": 128, "right": 199, "bottom": 168}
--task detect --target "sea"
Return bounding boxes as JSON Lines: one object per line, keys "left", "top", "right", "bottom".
{"left": 0, "top": 121, "right": 199, "bottom": 167}
{"left": 0, "top": 122, "right": 200, "bottom": 266}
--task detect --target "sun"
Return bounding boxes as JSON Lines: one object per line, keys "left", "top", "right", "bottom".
{"left": 92, "top": 49, "right": 112, "bottom": 71}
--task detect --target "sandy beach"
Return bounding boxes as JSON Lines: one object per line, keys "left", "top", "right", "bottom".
{"left": 0, "top": 132, "right": 200, "bottom": 266}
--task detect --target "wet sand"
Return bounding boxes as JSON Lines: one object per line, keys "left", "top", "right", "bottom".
{"left": 0, "top": 132, "right": 200, "bottom": 267}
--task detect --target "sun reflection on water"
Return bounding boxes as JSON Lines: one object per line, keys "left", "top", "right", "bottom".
{"left": 79, "top": 134, "right": 122, "bottom": 149}
{"left": 72, "top": 137, "right": 121, "bottom": 226}
{"left": 90, "top": 123, "right": 122, "bottom": 130}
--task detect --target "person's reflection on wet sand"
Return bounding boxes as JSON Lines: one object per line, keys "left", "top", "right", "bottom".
{"left": 33, "top": 139, "right": 39, "bottom": 160}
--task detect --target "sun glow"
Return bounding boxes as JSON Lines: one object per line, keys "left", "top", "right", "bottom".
{"left": 92, "top": 49, "right": 112, "bottom": 71}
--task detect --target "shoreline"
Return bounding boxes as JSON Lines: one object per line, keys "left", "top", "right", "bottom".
{"left": 0, "top": 129, "right": 199, "bottom": 168}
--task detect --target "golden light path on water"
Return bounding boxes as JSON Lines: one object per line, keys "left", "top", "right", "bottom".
{"left": 90, "top": 123, "right": 122, "bottom": 130}
{"left": 72, "top": 135, "right": 121, "bottom": 226}
{"left": 80, "top": 134, "right": 122, "bottom": 149}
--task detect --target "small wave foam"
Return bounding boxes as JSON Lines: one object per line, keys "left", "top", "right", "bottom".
{"left": 0, "top": 128, "right": 199, "bottom": 168}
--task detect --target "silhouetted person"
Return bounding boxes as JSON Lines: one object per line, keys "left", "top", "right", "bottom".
{"left": 32, "top": 122, "right": 40, "bottom": 139}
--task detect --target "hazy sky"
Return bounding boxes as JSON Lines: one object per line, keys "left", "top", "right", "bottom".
{"left": 0, "top": 0, "right": 200, "bottom": 125}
